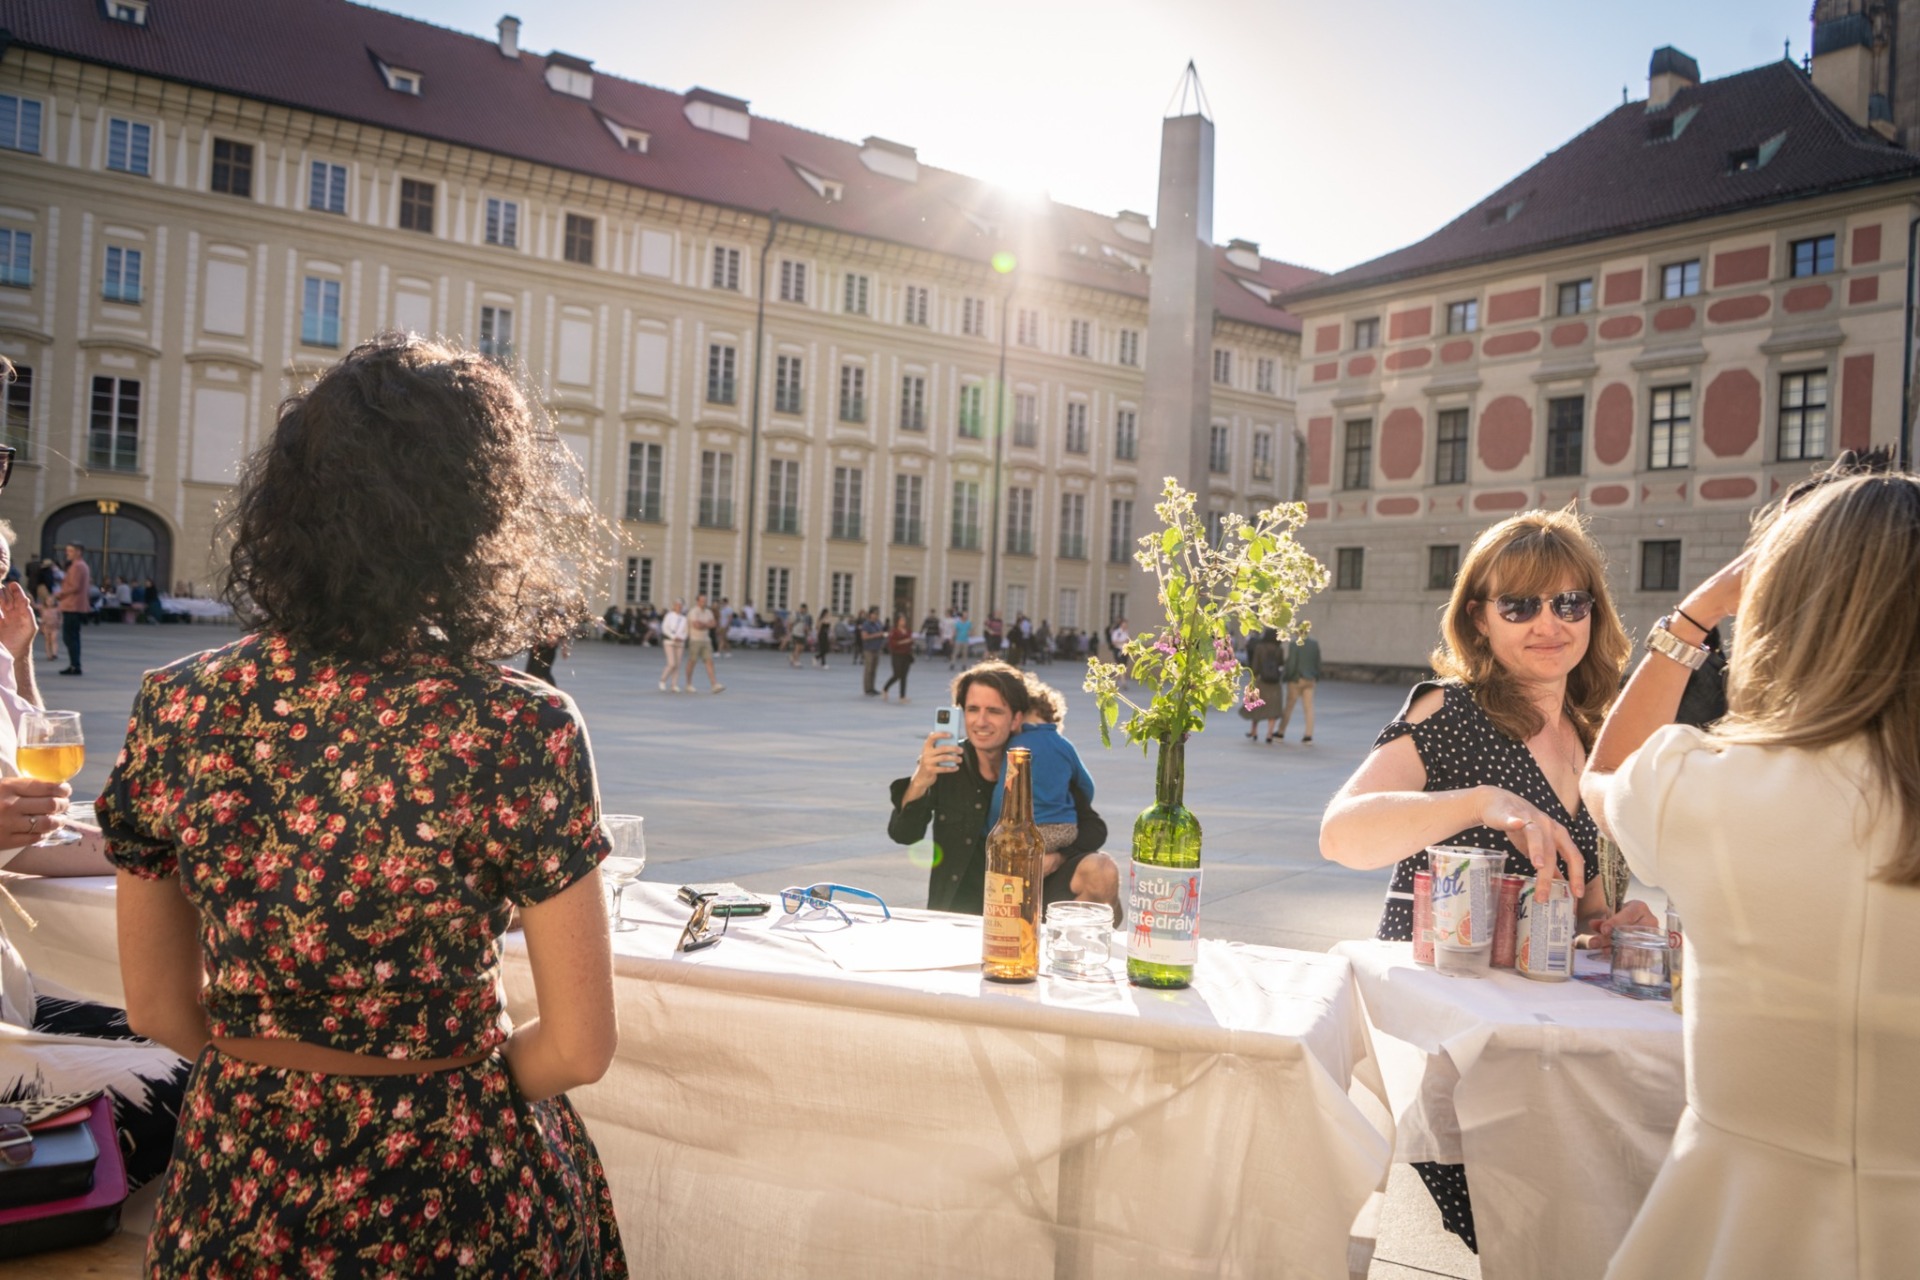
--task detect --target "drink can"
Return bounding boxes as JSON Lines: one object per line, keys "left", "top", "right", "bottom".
{"left": 1666, "top": 904, "right": 1684, "bottom": 1014}
{"left": 1491, "top": 873, "right": 1525, "bottom": 969}
{"left": 1412, "top": 870, "right": 1433, "bottom": 965}
{"left": 1516, "top": 876, "right": 1575, "bottom": 981}
{"left": 1429, "top": 846, "right": 1501, "bottom": 977}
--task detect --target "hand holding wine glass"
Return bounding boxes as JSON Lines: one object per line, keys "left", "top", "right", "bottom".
{"left": 16, "top": 709, "right": 83, "bottom": 846}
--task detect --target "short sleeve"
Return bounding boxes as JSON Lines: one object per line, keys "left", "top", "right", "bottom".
{"left": 1370, "top": 680, "right": 1452, "bottom": 759}
{"left": 1604, "top": 723, "right": 1713, "bottom": 891}
{"left": 95, "top": 671, "right": 183, "bottom": 880}
{"left": 496, "top": 686, "right": 611, "bottom": 907}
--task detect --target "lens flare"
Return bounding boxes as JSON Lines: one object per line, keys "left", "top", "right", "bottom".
{"left": 991, "top": 252, "right": 1016, "bottom": 275}
{"left": 906, "top": 839, "right": 943, "bottom": 872}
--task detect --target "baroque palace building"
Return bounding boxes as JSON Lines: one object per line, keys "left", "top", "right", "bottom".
{"left": 1282, "top": 38, "right": 1920, "bottom": 673}
{"left": 0, "top": 0, "right": 1314, "bottom": 625}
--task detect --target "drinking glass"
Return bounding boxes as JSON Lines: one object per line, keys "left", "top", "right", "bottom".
{"left": 599, "top": 814, "right": 646, "bottom": 931}
{"left": 1044, "top": 901, "right": 1116, "bottom": 980}
{"left": 17, "top": 709, "right": 83, "bottom": 846}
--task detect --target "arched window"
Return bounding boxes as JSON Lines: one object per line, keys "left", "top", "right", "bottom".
{"left": 40, "top": 501, "right": 173, "bottom": 594}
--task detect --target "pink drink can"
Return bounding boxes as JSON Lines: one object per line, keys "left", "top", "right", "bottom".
{"left": 1412, "top": 871, "right": 1433, "bottom": 965}
{"left": 1429, "top": 846, "right": 1501, "bottom": 976}
{"left": 1491, "top": 873, "right": 1525, "bottom": 969}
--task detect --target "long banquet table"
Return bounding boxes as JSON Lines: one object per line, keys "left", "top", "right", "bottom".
{"left": 1331, "top": 940, "right": 1686, "bottom": 1280}
{"left": 6, "top": 876, "right": 1395, "bottom": 1279}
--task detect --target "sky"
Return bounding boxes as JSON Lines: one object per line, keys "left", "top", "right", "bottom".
{"left": 369, "top": 0, "right": 1818, "bottom": 276}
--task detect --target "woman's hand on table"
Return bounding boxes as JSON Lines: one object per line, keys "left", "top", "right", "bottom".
{"left": 1476, "top": 787, "right": 1586, "bottom": 901}
{"left": 1583, "top": 899, "right": 1660, "bottom": 950}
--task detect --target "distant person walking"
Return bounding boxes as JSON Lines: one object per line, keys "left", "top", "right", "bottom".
{"left": 882, "top": 613, "right": 916, "bottom": 702}
{"left": 1107, "top": 617, "right": 1132, "bottom": 687}
{"left": 949, "top": 611, "right": 972, "bottom": 670}
{"left": 56, "top": 542, "right": 89, "bottom": 676}
{"left": 33, "top": 559, "right": 60, "bottom": 660}
{"left": 814, "top": 610, "right": 834, "bottom": 668}
{"left": 684, "top": 593, "right": 724, "bottom": 693}
{"left": 1280, "top": 631, "right": 1322, "bottom": 743}
{"left": 659, "top": 598, "right": 688, "bottom": 691}
{"left": 858, "top": 607, "right": 886, "bottom": 696}
{"left": 1241, "top": 628, "right": 1287, "bottom": 743}
{"left": 789, "top": 604, "right": 813, "bottom": 668}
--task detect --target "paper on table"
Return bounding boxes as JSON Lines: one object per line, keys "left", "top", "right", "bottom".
{"left": 801, "top": 917, "right": 982, "bottom": 972}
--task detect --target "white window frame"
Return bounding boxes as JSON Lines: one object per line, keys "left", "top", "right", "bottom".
{"left": 106, "top": 117, "right": 152, "bottom": 176}
{"left": 308, "top": 160, "right": 348, "bottom": 214}
{"left": 484, "top": 197, "right": 520, "bottom": 248}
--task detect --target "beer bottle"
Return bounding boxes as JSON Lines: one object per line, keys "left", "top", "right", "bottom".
{"left": 982, "top": 747, "right": 1044, "bottom": 982}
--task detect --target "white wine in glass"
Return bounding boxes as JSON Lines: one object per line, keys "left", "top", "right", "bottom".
{"left": 17, "top": 709, "right": 83, "bottom": 845}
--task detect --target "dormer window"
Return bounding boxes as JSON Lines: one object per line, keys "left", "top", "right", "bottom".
{"left": 1727, "top": 131, "right": 1787, "bottom": 174}
{"left": 104, "top": 0, "right": 148, "bottom": 26}
{"left": 601, "top": 117, "right": 650, "bottom": 154}
{"left": 684, "top": 88, "right": 751, "bottom": 141}
{"left": 544, "top": 54, "right": 595, "bottom": 101}
{"left": 373, "top": 57, "right": 423, "bottom": 95}
{"left": 788, "top": 162, "right": 842, "bottom": 202}
{"left": 1645, "top": 105, "right": 1700, "bottom": 143}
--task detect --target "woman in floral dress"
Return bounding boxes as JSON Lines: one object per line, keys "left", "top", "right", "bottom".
{"left": 97, "top": 334, "right": 627, "bottom": 1277}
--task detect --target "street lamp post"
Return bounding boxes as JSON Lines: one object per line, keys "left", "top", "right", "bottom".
{"left": 986, "top": 252, "right": 1016, "bottom": 621}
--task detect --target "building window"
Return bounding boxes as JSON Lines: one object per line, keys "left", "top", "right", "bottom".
{"left": 1352, "top": 317, "right": 1379, "bottom": 350}
{"left": 1057, "top": 588, "right": 1080, "bottom": 630}
{"left": 1790, "top": 235, "right": 1836, "bottom": 278}
{"left": 1432, "top": 409, "right": 1469, "bottom": 484}
{"left": 831, "top": 572, "right": 855, "bottom": 617}
{"left": 1118, "top": 329, "right": 1140, "bottom": 366}
{"left": 831, "top": 466, "right": 864, "bottom": 540}
{"left": 1427, "top": 545, "right": 1461, "bottom": 591}
{"left": 1335, "top": 547, "right": 1365, "bottom": 590}
{"left": 1648, "top": 386, "right": 1692, "bottom": 469}
{"left": 899, "top": 374, "right": 926, "bottom": 431}
{"left": 1058, "top": 492, "right": 1087, "bottom": 559}
{"left": 838, "top": 364, "right": 866, "bottom": 423}
{"left": 1016, "top": 308, "right": 1040, "bottom": 347}
{"left": 1641, "top": 540, "right": 1682, "bottom": 593}
{"left": 564, "top": 213, "right": 595, "bottom": 266}
{"left": 1341, "top": 419, "right": 1372, "bottom": 490}
{"left": 779, "top": 259, "right": 807, "bottom": 304}
{"left": 698, "top": 562, "right": 726, "bottom": 602}
{"left": 712, "top": 246, "right": 741, "bottom": 291}
{"left": 302, "top": 160, "right": 347, "bottom": 214}
{"left": 1064, "top": 402, "right": 1089, "bottom": 454}
{"left": 0, "top": 94, "right": 43, "bottom": 154}
{"left": 764, "top": 566, "right": 791, "bottom": 613}
{"left": 892, "top": 473, "right": 924, "bottom": 545}
{"left": 89, "top": 375, "right": 140, "bottom": 471}
{"left": 0, "top": 229, "right": 31, "bottom": 289}
{"left": 1256, "top": 358, "right": 1275, "bottom": 394}
{"left": 1113, "top": 408, "right": 1137, "bottom": 461}
{"left": 766, "top": 458, "right": 800, "bottom": 534}
{"left": 484, "top": 197, "right": 519, "bottom": 248}
{"left": 902, "top": 285, "right": 930, "bottom": 326}
{"left": 1013, "top": 394, "right": 1039, "bottom": 448}
{"left": 1252, "top": 430, "right": 1273, "bottom": 481}
{"left": 950, "top": 580, "right": 973, "bottom": 614}
{"left": 1108, "top": 498, "right": 1134, "bottom": 563}
{"left": 843, "top": 272, "right": 868, "bottom": 314}
{"left": 479, "top": 306, "right": 514, "bottom": 361}
{"left": 1661, "top": 260, "right": 1700, "bottom": 299}
{"left": 1070, "top": 319, "right": 1092, "bottom": 358}
{"left": 962, "top": 297, "right": 986, "bottom": 337}
{"left": 1204, "top": 511, "right": 1227, "bottom": 547}
{"left": 106, "top": 1, "right": 148, "bottom": 24}
{"left": 1445, "top": 300, "right": 1479, "bottom": 334}
{"left": 300, "top": 276, "right": 342, "bottom": 347}
{"left": 1212, "top": 348, "right": 1233, "bottom": 384}
{"left": 957, "top": 383, "right": 984, "bottom": 438}
{"left": 774, "top": 354, "right": 804, "bottom": 415}
{"left": 626, "top": 558, "right": 655, "bottom": 611}
{"left": 107, "top": 118, "right": 152, "bottom": 176}
{"left": 1546, "top": 396, "right": 1585, "bottom": 477}
{"left": 1778, "top": 370, "right": 1829, "bottom": 461}
{"left": 951, "top": 480, "right": 981, "bottom": 550}
{"left": 399, "top": 178, "right": 434, "bottom": 233}
{"left": 1208, "top": 424, "right": 1231, "bottom": 473}
{"left": 699, "top": 450, "right": 736, "bottom": 528}
{"left": 1556, "top": 279, "right": 1593, "bottom": 316}
{"left": 1108, "top": 592, "right": 1128, "bottom": 625}
{"left": 102, "top": 246, "right": 142, "bottom": 303}
{"left": 707, "top": 343, "right": 737, "bottom": 404}
{"left": 210, "top": 139, "right": 253, "bottom": 197}
{"left": 625, "top": 441, "right": 662, "bottom": 521}
{"left": 3, "top": 364, "right": 32, "bottom": 455}
{"left": 1005, "top": 487, "right": 1035, "bottom": 555}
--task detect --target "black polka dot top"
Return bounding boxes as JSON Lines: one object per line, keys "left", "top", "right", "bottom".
{"left": 1371, "top": 680, "right": 1598, "bottom": 941}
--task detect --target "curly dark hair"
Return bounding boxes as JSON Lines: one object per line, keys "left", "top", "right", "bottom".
{"left": 220, "top": 333, "right": 609, "bottom": 662}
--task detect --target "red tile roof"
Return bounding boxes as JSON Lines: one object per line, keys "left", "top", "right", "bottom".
{"left": 1282, "top": 60, "right": 1920, "bottom": 305}
{"left": 0, "top": 0, "right": 1318, "bottom": 332}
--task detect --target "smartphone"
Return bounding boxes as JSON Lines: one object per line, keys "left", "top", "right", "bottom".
{"left": 676, "top": 883, "right": 773, "bottom": 917}
{"left": 934, "top": 705, "right": 967, "bottom": 745}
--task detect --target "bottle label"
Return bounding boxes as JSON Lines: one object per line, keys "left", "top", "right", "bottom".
{"left": 1127, "top": 861, "right": 1202, "bottom": 966}
{"left": 982, "top": 872, "right": 1027, "bottom": 962}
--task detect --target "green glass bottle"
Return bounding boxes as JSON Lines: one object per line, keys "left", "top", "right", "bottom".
{"left": 1126, "top": 738, "right": 1203, "bottom": 988}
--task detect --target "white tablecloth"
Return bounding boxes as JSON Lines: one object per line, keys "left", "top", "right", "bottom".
{"left": 6, "top": 876, "right": 1393, "bottom": 1279}
{"left": 1332, "top": 940, "right": 1684, "bottom": 1280}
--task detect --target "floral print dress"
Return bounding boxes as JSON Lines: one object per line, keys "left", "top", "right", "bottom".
{"left": 95, "top": 634, "right": 628, "bottom": 1278}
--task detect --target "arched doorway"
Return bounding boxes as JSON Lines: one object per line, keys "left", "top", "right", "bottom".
{"left": 40, "top": 501, "right": 173, "bottom": 594}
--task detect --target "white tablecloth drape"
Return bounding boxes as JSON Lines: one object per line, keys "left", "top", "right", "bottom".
{"left": 1332, "top": 940, "right": 1685, "bottom": 1280}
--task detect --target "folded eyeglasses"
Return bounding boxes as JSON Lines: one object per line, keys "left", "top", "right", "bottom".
{"left": 676, "top": 897, "right": 731, "bottom": 953}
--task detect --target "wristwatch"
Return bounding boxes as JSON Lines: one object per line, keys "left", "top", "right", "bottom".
{"left": 1646, "top": 615, "right": 1709, "bottom": 671}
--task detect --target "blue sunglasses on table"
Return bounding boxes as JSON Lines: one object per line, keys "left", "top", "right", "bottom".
{"left": 779, "top": 883, "right": 892, "bottom": 925}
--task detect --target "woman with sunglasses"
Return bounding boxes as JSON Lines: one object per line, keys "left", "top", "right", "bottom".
{"left": 1320, "top": 507, "right": 1655, "bottom": 1253}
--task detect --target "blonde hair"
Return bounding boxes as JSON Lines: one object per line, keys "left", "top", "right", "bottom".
{"left": 1021, "top": 674, "right": 1067, "bottom": 724}
{"left": 1717, "top": 475, "right": 1920, "bottom": 885}
{"left": 1433, "top": 508, "right": 1631, "bottom": 748}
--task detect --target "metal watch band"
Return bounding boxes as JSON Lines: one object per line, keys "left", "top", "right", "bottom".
{"left": 1647, "top": 617, "right": 1709, "bottom": 671}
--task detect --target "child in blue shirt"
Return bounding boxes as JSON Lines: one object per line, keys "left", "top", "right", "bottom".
{"left": 987, "top": 676, "right": 1095, "bottom": 851}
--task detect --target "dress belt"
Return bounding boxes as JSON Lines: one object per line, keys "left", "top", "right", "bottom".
{"left": 212, "top": 1036, "right": 491, "bottom": 1077}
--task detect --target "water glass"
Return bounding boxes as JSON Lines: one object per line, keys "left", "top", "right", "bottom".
{"left": 599, "top": 814, "right": 646, "bottom": 931}
{"left": 1043, "top": 901, "right": 1115, "bottom": 980}
{"left": 1610, "top": 926, "right": 1672, "bottom": 999}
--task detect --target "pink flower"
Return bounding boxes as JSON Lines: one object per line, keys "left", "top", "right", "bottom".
{"left": 1243, "top": 691, "right": 1266, "bottom": 711}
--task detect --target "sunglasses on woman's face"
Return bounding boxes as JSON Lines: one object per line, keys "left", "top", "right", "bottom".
{"left": 1489, "top": 590, "right": 1595, "bottom": 624}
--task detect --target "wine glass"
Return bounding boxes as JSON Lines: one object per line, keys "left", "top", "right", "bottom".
{"left": 599, "top": 814, "right": 646, "bottom": 931}
{"left": 17, "top": 709, "right": 83, "bottom": 846}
